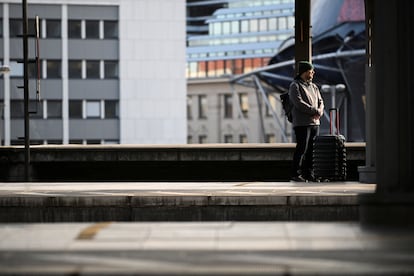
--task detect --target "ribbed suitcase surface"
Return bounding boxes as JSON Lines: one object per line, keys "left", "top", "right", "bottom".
{"left": 312, "top": 109, "right": 347, "bottom": 181}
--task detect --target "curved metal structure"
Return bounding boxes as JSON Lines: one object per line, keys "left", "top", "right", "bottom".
{"left": 230, "top": 0, "right": 366, "bottom": 142}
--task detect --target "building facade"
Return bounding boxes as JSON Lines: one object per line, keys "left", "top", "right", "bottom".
{"left": 0, "top": 0, "right": 186, "bottom": 145}
{"left": 186, "top": 0, "right": 295, "bottom": 144}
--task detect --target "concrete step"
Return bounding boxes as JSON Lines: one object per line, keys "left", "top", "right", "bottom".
{"left": 0, "top": 181, "right": 375, "bottom": 222}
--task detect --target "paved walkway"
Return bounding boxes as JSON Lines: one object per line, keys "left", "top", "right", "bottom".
{"left": 0, "top": 221, "right": 414, "bottom": 275}
{"left": 2, "top": 182, "right": 412, "bottom": 275}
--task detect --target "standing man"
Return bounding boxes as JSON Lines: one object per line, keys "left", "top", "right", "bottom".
{"left": 289, "top": 61, "right": 324, "bottom": 182}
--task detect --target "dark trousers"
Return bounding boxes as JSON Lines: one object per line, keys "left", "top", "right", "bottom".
{"left": 292, "top": 125, "right": 319, "bottom": 178}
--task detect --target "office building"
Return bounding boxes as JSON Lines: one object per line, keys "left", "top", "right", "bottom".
{"left": 0, "top": 0, "right": 186, "bottom": 145}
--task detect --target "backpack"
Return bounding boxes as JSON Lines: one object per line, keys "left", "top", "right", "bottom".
{"left": 280, "top": 92, "right": 293, "bottom": 123}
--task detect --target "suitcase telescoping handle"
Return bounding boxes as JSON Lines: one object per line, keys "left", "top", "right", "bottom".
{"left": 329, "top": 108, "right": 340, "bottom": 135}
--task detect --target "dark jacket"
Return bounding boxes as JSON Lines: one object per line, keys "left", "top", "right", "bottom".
{"left": 288, "top": 78, "right": 324, "bottom": 127}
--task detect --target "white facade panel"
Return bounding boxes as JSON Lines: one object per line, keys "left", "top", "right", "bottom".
{"left": 119, "top": 0, "right": 186, "bottom": 144}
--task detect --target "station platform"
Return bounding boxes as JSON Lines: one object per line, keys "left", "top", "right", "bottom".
{"left": 1, "top": 181, "right": 414, "bottom": 275}
{"left": 0, "top": 181, "right": 374, "bottom": 222}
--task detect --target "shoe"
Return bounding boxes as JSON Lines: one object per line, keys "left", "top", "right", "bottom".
{"left": 290, "top": 175, "right": 308, "bottom": 182}
{"left": 305, "top": 175, "right": 319, "bottom": 182}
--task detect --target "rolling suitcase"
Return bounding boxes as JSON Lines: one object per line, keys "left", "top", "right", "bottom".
{"left": 312, "top": 108, "right": 347, "bottom": 181}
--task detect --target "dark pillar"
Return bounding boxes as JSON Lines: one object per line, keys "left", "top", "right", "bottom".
{"left": 358, "top": 0, "right": 376, "bottom": 183}
{"left": 294, "top": 0, "right": 312, "bottom": 70}
{"left": 359, "top": 0, "right": 414, "bottom": 226}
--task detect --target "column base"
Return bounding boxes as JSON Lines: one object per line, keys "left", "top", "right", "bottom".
{"left": 358, "top": 166, "right": 376, "bottom": 183}
{"left": 359, "top": 193, "right": 414, "bottom": 227}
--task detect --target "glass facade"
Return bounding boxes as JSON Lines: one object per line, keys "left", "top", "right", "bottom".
{"left": 186, "top": 0, "right": 294, "bottom": 79}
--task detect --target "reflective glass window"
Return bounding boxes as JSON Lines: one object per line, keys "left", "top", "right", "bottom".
{"left": 86, "top": 101, "right": 100, "bottom": 118}
{"left": 9, "top": 19, "right": 22, "bottom": 37}
{"left": 85, "top": 20, "right": 99, "bottom": 39}
{"left": 68, "top": 20, "right": 81, "bottom": 38}
{"left": 224, "top": 94, "right": 233, "bottom": 118}
{"left": 47, "top": 60, "right": 61, "bottom": 79}
{"left": 104, "top": 61, "right": 118, "bottom": 79}
{"left": 86, "top": 60, "right": 100, "bottom": 79}
{"left": 69, "top": 60, "right": 82, "bottom": 79}
{"left": 47, "top": 100, "right": 62, "bottom": 118}
{"left": 250, "top": 19, "right": 258, "bottom": 32}
{"left": 69, "top": 100, "right": 82, "bottom": 118}
{"left": 239, "top": 93, "right": 249, "bottom": 117}
{"left": 198, "top": 95, "right": 207, "bottom": 119}
{"left": 46, "top": 20, "right": 61, "bottom": 38}
{"left": 104, "top": 21, "right": 118, "bottom": 39}
{"left": 105, "top": 100, "right": 118, "bottom": 118}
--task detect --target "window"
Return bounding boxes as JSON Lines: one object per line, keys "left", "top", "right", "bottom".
{"left": 269, "top": 18, "right": 277, "bottom": 30}
{"left": 69, "top": 139, "right": 83, "bottom": 144}
{"left": 30, "top": 101, "right": 43, "bottom": 119}
{"left": 103, "top": 140, "right": 119, "bottom": 145}
{"left": 28, "top": 19, "right": 39, "bottom": 38}
{"left": 86, "top": 140, "right": 101, "bottom": 144}
{"left": 11, "top": 100, "right": 24, "bottom": 118}
{"left": 231, "top": 21, "right": 239, "bottom": 34}
{"left": 28, "top": 61, "right": 41, "bottom": 79}
{"left": 224, "top": 94, "right": 233, "bottom": 118}
{"left": 46, "top": 60, "right": 61, "bottom": 78}
{"left": 10, "top": 61, "right": 23, "bottom": 77}
{"left": 68, "top": 20, "right": 82, "bottom": 38}
{"left": 187, "top": 96, "right": 193, "bottom": 120}
{"left": 241, "top": 20, "right": 249, "bottom": 33}
{"left": 47, "top": 140, "right": 62, "bottom": 145}
{"left": 222, "top": 22, "right": 230, "bottom": 34}
{"left": 278, "top": 17, "right": 287, "bottom": 29}
{"left": 86, "top": 60, "right": 100, "bottom": 79}
{"left": 9, "top": 19, "right": 22, "bottom": 37}
{"left": 239, "top": 93, "right": 249, "bottom": 117}
{"left": 266, "top": 94, "right": 277, "bottom": 116}
{"left": 10, "top": 100, "right": 43, "bottom": 118}
{"left": 104, "top": 21, "right": 118, "bottom": 39}
{"left": 212, "top": 22, "right": 221, "bottom": 35}
{"left": 250, "top": 19, "right": 258, "bottom": 32}
{"left": 104, "top": 61, "right": 118, "bottom": 79}
{"left": 224, "top": 135, "right": 233, "bottom": 143}
{"left": 198, "top": 135, "right": 207, "bottom": 144}
{"left": 266, "top": 134, "right": 276, "bottom": 143}
{"left": 207, "top": 61, "right": 216, "bottom": 77}
{"left": 259, "top": 18, "right": 267, "bottom": 32}
{"left": 46, "top": 20, "right": 61, "bottom": 38}
{"left": 86, "top": 101, "right": 101, "bottom": 118}
{"left": 105, "top": 100, "right": 118, "bottom": 118}
{"left": 198, "top": 95, "right": 207, "bottom": 119}
{"left": 85, "top": 20, "right": 99, "bottom": 39}
{"left": 69, "top": 100, "right": 83, "bottom": 118}
{"left": 9, "top": 18, "right": 41, "bottom": 38}
{"left": 239, "top": 135, "right": 248, "bottom": 143}
{"left": 288, "top": 16, "right": 294, "bottom": 29}
{"left": 69, "top": 60, "right": 82, "bottom": 79}
{"left": 47, "top": 100, "right": 62, "bottom": 118}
